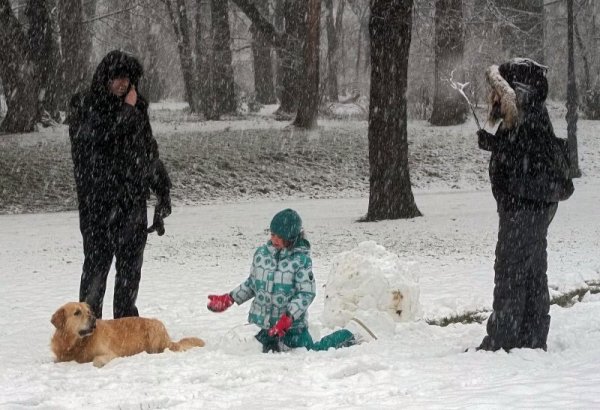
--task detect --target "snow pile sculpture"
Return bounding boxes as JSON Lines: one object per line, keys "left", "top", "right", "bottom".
{"left": 322, "top": 241, "right": 421, "bottom": 329}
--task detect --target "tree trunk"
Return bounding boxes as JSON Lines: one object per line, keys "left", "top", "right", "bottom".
{"left": 366, "top": 0, "right": 421, "bottom": 221}
{"left": 0, "top": 0, "right": 40, "bottom": 133}
{"left": 210, "top": 0, "right": 237, "bottom": 117}
{"left": 120, "top": 7, "right": 137, "bottom": 55}
{"left": 79, "top": 0, "right": 95, "bottom": 95}
{"left": 293, "top": 0, "right": 321, "bottom": 128}
{"left": 164, "top": 0, "right": 199, "bottom": 112}
{"left": 325, "top": 0, "right": 343, "bottom": 102}
{"left": 57, "top": 0, "right": 90, "bottom": 110}
{"left": 355, "top": 18, "right": 363, "bottom": 83}
{"left": 274, "top": 0, "right": 285, "bottom": 101}
{"left": 82, "top": 0, "right": 96, "bottom": 57}
{"left": 362, "top": 11, "right": 371, "bottom": 77}
{"left": 574, "top": 18, "right": 591, "bottom": 91}
{"left": 230, "top": 0, "right": 287, "bottom": 47}
{"left": 141, "top": 23, "right": 165, "bottom": 102}
{"left": 429, "top": 0, "right": 467, "bottom": 126}
{"left": 277, "top": 0, "right": 306, "bottom": 116}
{"left": 336, "top": 0, "right": 346, "bottom": 92}
{"left": 251, "top": 0, "right": 276, "bottom": 104}
{"left": 26, "top": 0, "right": 60, "bottom": 122}
{"left": 348, "top": 0, "right": 368, "bottom": 85}
{"left": 195, "top": 0, "right": 211, "bottom": 112}
{"left": 230, "top": 0, "right": 292, "bottom": 109}
{"left": 494, "top": 0, "right": 544, "bottom": 62}
{"left": 176, "top": 0, "right": 198, "bottom": 112}
{"left": 593, "top": 1, "right": 598, "bottom": 82}
{"left": 566, "top": 0, "right": 581, "bottom": 178}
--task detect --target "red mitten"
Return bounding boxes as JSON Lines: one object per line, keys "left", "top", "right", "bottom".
{"left": 268, "top": 313, "right": 293, "bottom": 337}
{"left": 207, "top": 294, "right": 234, "bottom": 312}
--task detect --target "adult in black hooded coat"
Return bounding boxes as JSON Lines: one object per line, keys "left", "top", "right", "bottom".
{"left": 476, "top": 58, "right": 573, "bottom": 352}
{"left": 68, "top": 50, "right": 171, "bottom": 319}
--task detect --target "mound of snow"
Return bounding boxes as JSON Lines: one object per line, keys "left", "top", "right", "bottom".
{"left": 322, "top": 241, "right": 422, "bottom": 330}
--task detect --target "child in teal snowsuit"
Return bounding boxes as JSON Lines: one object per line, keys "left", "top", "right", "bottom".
{"left": 207, "top": 209, "right": 358, "bottom": 353}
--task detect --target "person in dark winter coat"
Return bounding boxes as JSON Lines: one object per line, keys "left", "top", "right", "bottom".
{"left": 476, "top": 58, "right": 574, "bottom": 352}
{"left": 207, "top": 209, "right": 375, "bottom": 353}
{"left": 68, "top": 50, "right": 172, "bottom": 319}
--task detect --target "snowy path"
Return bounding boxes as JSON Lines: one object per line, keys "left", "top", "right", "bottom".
{"left": 1, "top": 183, "right": 600, "bottom": 408}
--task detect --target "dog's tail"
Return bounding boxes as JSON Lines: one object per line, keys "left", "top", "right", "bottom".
{"left": 169, "top": 337, "right": 205, "bottom": 352}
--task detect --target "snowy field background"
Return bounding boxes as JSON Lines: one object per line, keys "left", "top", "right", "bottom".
{"left": 1, "top": 104, "right": 600, "bottom": 408}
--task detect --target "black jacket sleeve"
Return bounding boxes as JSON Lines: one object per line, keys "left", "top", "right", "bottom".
{"left": 115, "top": 103, "right": 145, "bottom": 137}
{"left": 67, "top": 94, "right": 84, "bottom": 139}
{"left": 137, "top": 100, "right": 171, "bottom": 199}
{"left": 149, "top": 158, "right": 171, "bottom": 199}
{"left": 68, "top": 93, "right": 87, "bottom": 192}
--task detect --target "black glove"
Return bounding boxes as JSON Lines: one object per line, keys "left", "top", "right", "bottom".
{"left": 477, "top": 129, "right": 496, "bottom": 151}
{"left": 147, "top": 195, "right": 171, "bottom": 236}
{"left": 476, "top": 129, "right": 492, "bottom": 138}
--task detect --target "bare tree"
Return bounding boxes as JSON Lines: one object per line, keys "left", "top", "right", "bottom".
{"left": 231, "top": 0, "right": 287, "bottom": 47}
{"left": 229, "top": 0, "right": 299, "bottom": 116}
{"left": 494, "top": 0, "right": 544, "bottom": 62}
{"left": 82, "top": 0, "right": 96, "bottom": 54}
{"left": 141, "top": 22, "right": 166, "bottom": 102}
{"left": 566, "top": 0, "right": 581, "bottom": 177}
{"left": 0, "top": 0, "right": 41, "bottom": 132}
{"left": 429, "top": 0, "right": 467, "bottom": 125}
{"left": 195, "top": 0, "right": 211, "bottom": 112}
{"left": 576, "top": 0, "right": 600, "bottom": 119}
{"left": 163, "top": 0, "right": 200, "bottom": 112}
{"left": 26, "top": 0, "right": 60, "bottom": 121}
{"left": 251, "top": 0, "right": 276, "bottom": 104}
{"left": 274, "top": 0, "right": 285, "bottom": 100}
{"left": 277, "top": 0, "right": 306, "bottom": 117}
{"left": 118, "top": 5, "right": 138, "bottom": 54}
{"left": 325, "top": 0, "right": 345, "bottom": 102}
{"left": 57, "top": 0, "right": 91, "bottom": 109}
{"left": 347, "top": 0, "right": 369, "bottom": 85}
{"left": 210, "top": 0, "right": 236, "bottom": 117}
{"left": 574, "top": 18, "right": 591, "bottom": 91}
{"left": 365, "top": 0, "right": 421, "bottom": 221}
{"left": 292, "top": 0, "right": 321, "bottom": 128}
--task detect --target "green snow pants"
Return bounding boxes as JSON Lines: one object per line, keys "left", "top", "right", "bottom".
{"left": 256, "top": 327, "right": 355, "bottom": 353}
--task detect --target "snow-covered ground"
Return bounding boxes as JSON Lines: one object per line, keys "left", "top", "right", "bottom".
{"left": 1, "top": 105, "right": 600, "bottom": 408}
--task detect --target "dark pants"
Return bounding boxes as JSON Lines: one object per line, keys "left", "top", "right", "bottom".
{"left": 78, "top": 202, "right": 148, "bottom": 319}
{"left": 480, "top": 203, "right": 558, "bottom": 351}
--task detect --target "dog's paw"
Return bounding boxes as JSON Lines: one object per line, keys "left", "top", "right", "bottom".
{"left": 93, "top": 355, "right": 113, "bottom": 368}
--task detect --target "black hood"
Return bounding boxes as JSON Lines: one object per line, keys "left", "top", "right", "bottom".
{"left": 498, "top": 58, "right": 548, "bottom": 104}
{"left": 91, "top": 50, "right": 144, "bottom": 94}
{"left": 87, "top": 50, "right": 145, "bottom": 113}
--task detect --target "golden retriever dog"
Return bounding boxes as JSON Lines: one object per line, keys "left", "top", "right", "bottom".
{"left": 51, "top": 302, "right": 204, "bottom": 367}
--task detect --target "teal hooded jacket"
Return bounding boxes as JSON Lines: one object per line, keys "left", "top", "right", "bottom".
{"left": 230, "top": 238, "right": 316, "bottom": 330}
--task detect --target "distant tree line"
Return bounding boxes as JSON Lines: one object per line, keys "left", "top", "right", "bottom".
{"left": 0, "top": 0, "right": 597, "bottom": 219}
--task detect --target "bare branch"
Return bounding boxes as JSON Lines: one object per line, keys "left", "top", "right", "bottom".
{"left": 81, "top": 3, "right": 141, "bottom": 24}
{"left": 230, "top": 0, "right": 287, "bottom": 48}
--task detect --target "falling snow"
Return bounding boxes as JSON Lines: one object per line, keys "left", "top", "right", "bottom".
{"left": 1, "top": 103, "right": 600, "bottom": 408}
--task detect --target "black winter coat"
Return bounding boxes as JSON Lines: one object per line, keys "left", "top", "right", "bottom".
{"left": 478, "top": 104, "right": 573, "bottom": 210}
{"left": 68, "top": 51, "right": 170, "bottom": 221}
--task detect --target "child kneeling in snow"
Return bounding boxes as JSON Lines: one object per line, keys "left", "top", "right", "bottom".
{"left": 207, "top": 209, "right": 374, "bottom": 353}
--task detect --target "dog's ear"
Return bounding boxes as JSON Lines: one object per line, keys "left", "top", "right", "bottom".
{"left": 51, "top": 308, "right": 65, "bottom": 329}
